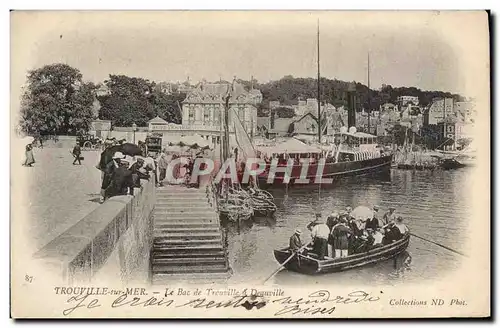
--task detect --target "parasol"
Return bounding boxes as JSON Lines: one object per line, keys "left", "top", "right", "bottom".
{"left": 97, "top": 143, "right": 143, "bottom": 170}
{"left": 350, "top": 205, "right": 374, "bottom": 221}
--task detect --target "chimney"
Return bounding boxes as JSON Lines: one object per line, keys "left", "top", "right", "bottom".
{"left": 347, "top": 82, "right": 357, "bottom": 128}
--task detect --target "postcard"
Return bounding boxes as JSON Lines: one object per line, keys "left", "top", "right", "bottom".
{"left": 10, "top": 10, "right": 490, "bottom": 318}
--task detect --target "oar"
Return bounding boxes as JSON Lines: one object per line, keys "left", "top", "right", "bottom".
{"left": 263, "top": 244, "right": 308, "bottom": 284}
{"left": 410, "top": 233, "right": 467, "bottom": 257}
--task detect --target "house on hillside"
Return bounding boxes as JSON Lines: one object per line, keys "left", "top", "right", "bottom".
{"left": 423, "top": 97, "right": 454, "bottom": 125}
{"left": 267, "top": 118, "right": 295, "bottom": 139}
{"left": 380, "top": 103, "right": 398, "bottom": 113}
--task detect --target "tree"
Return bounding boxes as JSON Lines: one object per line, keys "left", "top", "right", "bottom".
{"left": 257, "top": 103, "right": 269, "bottom": 117}
{"left": 275, "top": 106, "right": 295, "bottom": 118}
{"left": 98, "top": 75, "right": 185, "bottom": 126}
{"left": 98, "top": 75, "right": 156, "bottom": 126}
{"left": 150, "top": 91, "right": 184, "bottom": 124}
{"left": 19, "top": 63, "right": 96, "bottom": 136}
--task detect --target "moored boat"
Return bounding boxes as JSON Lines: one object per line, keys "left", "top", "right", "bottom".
{"left": 218, "top": 197, "right": 254, "bottom": 222}
{"left": 273, "top": 233, "right": 410, "bottom": 275}
{"left": 255, "top": 133, "right": 393, "bottom": 185}
{"left": 438, "top": 158, "right": 466, "bottom": 170}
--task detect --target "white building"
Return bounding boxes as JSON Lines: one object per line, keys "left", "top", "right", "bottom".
{"left": 137, "top": 80, "right": 262, "bottom": 147}
{"left": 397, "top": 95, "right": 419, "bottom": 107}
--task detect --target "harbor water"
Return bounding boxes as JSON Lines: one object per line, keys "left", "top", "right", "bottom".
{"left": 225, "top": 167, "right": 473, "bottom": 286}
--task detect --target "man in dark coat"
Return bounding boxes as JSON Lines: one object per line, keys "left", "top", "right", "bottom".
{"left": 289, "top": 229, "right": 303, "bottom": 252}
{"left": 105, "top": 159, "right": 135, "bottom": 198}
{"left": 72, "top": 143, "right": 82, "bottom": 165}
{"left": 365, "top": 215, "right": 379, "bottom": 231}
{"left": 326, "top": 212, "right": 339, "bottom": 257}
{"left": 129, "top": 157, "right": 150, "bottom": 188}
{"left": 331, "top": 218, "right": 352, "bottom": 258}
{"left": 100, "top": 151, "right": 124, "bottom": 203}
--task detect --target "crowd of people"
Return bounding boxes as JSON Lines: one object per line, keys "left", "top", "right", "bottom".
{"left": 289, "top": 206, "right": 409, "bottom": 260}
{"left": 99, "top": 151, "right": 155, "bottom": 203}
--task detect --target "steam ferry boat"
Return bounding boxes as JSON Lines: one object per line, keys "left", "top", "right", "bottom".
{"left": 254, "top": 129, "right": 393, "bottom": 185}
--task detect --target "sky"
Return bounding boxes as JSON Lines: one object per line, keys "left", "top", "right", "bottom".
{"left": 11, "top": 11, "right": 489, "bottom": 98}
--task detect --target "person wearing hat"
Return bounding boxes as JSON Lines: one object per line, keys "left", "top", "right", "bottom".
{"left": 157, "top": 152, "right": 168, "bottom": 186}
{"left": 365, "top": 210, "right": 379, "bottom": 231}
{"left": 310, "top": 214, "right": 330, "bottom": 260}
{"left": 331, "top": 217, "right": 352, "bottom": 258}
{"left": 289, "top": 228, "right": 304, "bottom": 253}
{"left": 383, "top": 216, "right": 408, "bottom": 244}
{"left": 306, "top": 213, "right": 322, "bottom": 231}
{"left": 129, "top": 156, "right": 150, "bottom": 188}
{"left": 345, "top": 206, "right": 353, "bottom": 218}
{"left": 382, "top": 206, "right": 397, "bottom": 226}
{"left": 72, "top": 142, "right": 82, "bottom": 165}
{"left": 326, "top": 212, "right": 339, "bottom": 257}
{"left": 100, "top": 151, "right": 124, "bottom": 203}
{"left": 326, "top": 212, "right": 339, "bottom": 231}
{"left": 105, "top": 156, "right": 135, "bottom": 199}
{"left": 373, "top": 205, "right": 381, "bottom": 224}
{"left": 394, "top": 216, "right": 409, "bottom": 237}
{"left": 23, "top": 143, "right": 35, "bottom": 167}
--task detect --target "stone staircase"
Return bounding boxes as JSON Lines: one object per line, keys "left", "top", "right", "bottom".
{"left": 151, "top": 185, "right": 230, "bottom": 284}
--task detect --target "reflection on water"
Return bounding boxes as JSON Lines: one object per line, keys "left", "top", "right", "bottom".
{"left": 225, "top": 168, "right": 472, "bottom": 285}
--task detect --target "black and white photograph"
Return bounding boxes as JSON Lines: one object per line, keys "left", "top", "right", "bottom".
{"left": 10, "top": 10, "right": 490, "bottom": 318}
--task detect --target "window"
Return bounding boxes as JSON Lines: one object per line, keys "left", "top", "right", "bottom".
{"left": 204, "top": 108, "right": 211, "bottom": 123}
{"left": 238, "top": 108, "right": 245, "bottom": 120}
{"left": 188, "top": 108, "right": 195, "bottom": 123}
{"left": 214, "top": 107, "right": 220, "bottom": 123}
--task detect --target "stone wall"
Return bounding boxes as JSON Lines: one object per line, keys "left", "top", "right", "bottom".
{"left": 33, "top": 177, "right": 156, "bottom": 285}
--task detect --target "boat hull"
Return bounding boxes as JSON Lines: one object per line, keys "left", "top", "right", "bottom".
{"left": 257, "top": 154, "right": 393, "bottom": 185}
{"left": 273, "top": 233, "right": 410, "bottom": 275}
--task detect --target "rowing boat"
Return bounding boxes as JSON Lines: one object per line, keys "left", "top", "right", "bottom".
{"left": 273, "top": 233, "right": 410, "bottom": 275}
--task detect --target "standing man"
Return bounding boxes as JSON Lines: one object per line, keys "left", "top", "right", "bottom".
{"left": 72, "top": 143, "right": 82, "bottom": 165}
{"left": 100, "top": 151, "right": 124, "bottom": 203}
{"left": 326, "top": 212, "right": 339, "bottom": 257}
{"left": 331, "top": 217, "right": 352, "bottom": 258}
{"left": 373, "top": 205, "right": 380, "bottom": 222}
{"left": 310, "top": 214, "right": 330, "bottom": 260}
{"left": 23, "top": 143, "right": 35, "bottom": 167}
{"left": 157, "top": 152, "right": 168, "bottom": 186}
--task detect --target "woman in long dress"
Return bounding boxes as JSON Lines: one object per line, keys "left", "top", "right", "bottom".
{"left": 24, "top": 144, "right": 35, "bottom": 167}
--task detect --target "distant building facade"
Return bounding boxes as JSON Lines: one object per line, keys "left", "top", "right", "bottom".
{"left": 424, "top": 98, "right": 454, "bottom": 125}
{"left": 89, "top": 119, "right": 112, "bottom": 139}
{"left": 179, "top": 80, "right": 262, "bottom": 143}
{"left": 397, "top": 95, "right": 419, "bottom": 107}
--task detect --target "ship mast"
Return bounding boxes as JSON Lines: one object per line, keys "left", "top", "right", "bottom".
{"left": 367, "top": 52, "right": 371, "bottom": 134}
{"left": 317, "top": 20, "right": 321, "bottom": 145}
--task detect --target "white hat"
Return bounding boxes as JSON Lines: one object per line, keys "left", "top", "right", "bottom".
{"left": 331, "top": 212, "right": 339, "bottom": 218}
{"left": 294, "top": 228, "right": 301, "bottom": 235}
{"left": 112, "top": 151, "right": 124, "bottom": 159}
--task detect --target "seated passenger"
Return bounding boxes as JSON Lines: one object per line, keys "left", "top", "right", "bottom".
{"left": 365, "top": 214, "right": 379, "bottom": 231}
{"left": 289, "top": 228, "right": 303, "bottom": 252}
{"left": 393, "top": 216, "right": 409, "bottom": 239}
